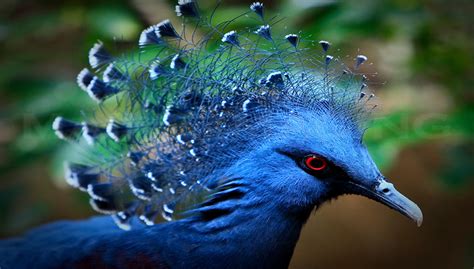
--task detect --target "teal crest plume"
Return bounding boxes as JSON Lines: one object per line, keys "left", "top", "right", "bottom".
{"left": 52, "top": 1, "right": 376, "bottom": 230}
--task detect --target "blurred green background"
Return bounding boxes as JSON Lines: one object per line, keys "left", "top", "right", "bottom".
{"left": 0, "top": 0, "right": 472, "bottom": 268}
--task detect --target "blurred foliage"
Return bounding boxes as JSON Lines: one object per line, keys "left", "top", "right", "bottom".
{"left": 0, "top": 0, "right": 472, "bottom": 242}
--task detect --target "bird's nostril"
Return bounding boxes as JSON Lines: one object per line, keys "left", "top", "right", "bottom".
{"left": 376, "top": 179, "right": 394, "bottom": 194}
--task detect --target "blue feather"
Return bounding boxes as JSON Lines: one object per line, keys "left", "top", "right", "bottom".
{"left": 0, "top": 1, "right": 423, "bottom": 268}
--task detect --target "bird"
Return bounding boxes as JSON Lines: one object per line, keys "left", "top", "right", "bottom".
{"left": 0, "top": 1, "right": 423, "bottom": 268}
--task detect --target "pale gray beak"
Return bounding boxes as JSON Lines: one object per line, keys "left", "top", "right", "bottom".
{"left": 348, "top": 178, "right": 423, "bottom": 227}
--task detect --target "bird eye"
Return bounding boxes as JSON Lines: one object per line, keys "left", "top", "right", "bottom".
{"left": 303, "top": 155, "right": 328, "bottom": 172}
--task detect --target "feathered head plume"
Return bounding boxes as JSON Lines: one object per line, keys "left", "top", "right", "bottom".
{"left": 52, "top": 1, "right": 377, "bottom": 230}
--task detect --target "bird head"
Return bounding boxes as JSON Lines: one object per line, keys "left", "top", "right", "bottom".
{"left": 224, "top": 106, "right": 422, "bottom": 226}
{"left": 53, "top": 1, "right": 423, "bottom": 229}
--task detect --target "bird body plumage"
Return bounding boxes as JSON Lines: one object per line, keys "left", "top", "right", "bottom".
{"left": 0, "top": 1, "right": 423, "bottom": 268}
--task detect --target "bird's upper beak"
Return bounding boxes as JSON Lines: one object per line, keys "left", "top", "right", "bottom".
{"left": 346, "top": 178, "right": 423, "bottom": 227}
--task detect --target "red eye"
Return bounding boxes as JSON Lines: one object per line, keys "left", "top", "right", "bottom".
{"left": 304, "top": 155, "right": 328, "bottom": 171}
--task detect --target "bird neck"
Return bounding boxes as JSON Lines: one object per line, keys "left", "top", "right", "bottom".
{"left": 181, "top": 182, "right": 313, "bottom": 269}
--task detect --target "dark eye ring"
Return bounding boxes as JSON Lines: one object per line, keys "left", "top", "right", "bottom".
{"left": 304, "top": 155, "right": 328, "bottom": 171}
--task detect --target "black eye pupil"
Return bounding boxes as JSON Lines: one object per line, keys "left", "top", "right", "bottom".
{"left": 310, "top": 159, "right": 323, "bottom": 167}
